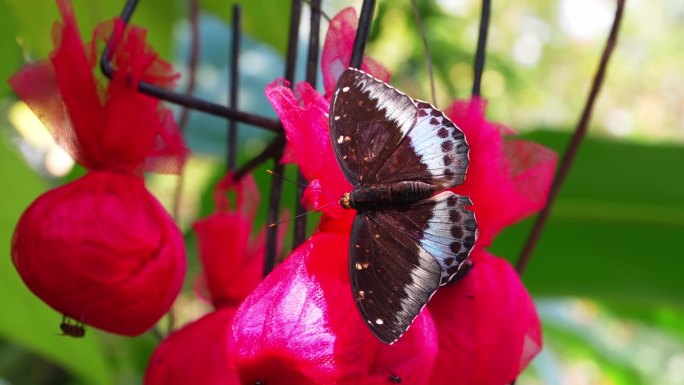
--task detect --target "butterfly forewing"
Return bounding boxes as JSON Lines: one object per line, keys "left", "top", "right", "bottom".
{"left": 350, "top": 214, "right": 442, "bottom": 344}
{"left": 330, "top": 68, "right": 417, "bottom": 185}
{"left": 374, "top": 101, "right": 469, "bottom": 189}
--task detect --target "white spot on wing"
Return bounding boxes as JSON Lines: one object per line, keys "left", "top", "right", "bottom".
{"left": 375, "top": 319, "right": 384, "bottom": 325}
{"left": 342, "top": 86, "right": 350, "bottom": 92}
{"left": 337, "top": 135, "right": 344, "bottom": 144}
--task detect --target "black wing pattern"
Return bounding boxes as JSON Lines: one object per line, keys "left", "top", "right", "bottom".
{"left": 349, "top": 213, "right": 442, "bottom": 344}
{"left": 374, "top": 191, "right": 478, "bottom": 285}
{"left": 329, "top": 68, "right": 416, "bottom": 185}
{"left": 374, "top": 101, "right": 469, "bottom": 188}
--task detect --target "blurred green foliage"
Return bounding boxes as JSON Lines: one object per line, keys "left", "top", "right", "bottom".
{"left": 0, "top": 0, "right": 682, "bottom": 384}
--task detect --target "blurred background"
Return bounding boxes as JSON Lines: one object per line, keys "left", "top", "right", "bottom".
{"left": 1, "top": 0, "right": 683, "bottom": 384}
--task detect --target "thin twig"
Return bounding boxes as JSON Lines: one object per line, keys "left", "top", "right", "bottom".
{"left": 168, "top": 0, "right": 200, "bottom": 334}
{"left": 516, "top": 0, "right": 626, "bottom": 274}
{"left": 350, "top": 0, "right": 376, "bottom": 69}
{"left": 234, "top": 136, "right": 287, "bottom": 181}
{"left": 302, "top": 0, "right": 331, "bottom": 22}
{"left": 227, "top": 5, "right": 241, "bottom": 171}
{"left": 101, "top": 0, "right": 281, "bottom": 131}
{"left": 263, "top": 0, "right": 303, "bottom": 277}
{"left": 472, "top": 0, "right": 490, "bottom": 97}
{"left": 171, "top": 0, "right": 200, "bottom": 222}
{"left": 411, "top": 0, "right": 436, "bottom": 106}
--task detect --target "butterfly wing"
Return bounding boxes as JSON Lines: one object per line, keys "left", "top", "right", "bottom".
{"left": 349, "top": 213, "right": 442, "bottom": 344}
{"left": 374, "top": 191, "right": 478, "bottom": 285}
{"left": 374, "top": 101, "right": 469, "bottom": 189}
{"left": 329, "top": 68, "right": 416, "bottom": 185}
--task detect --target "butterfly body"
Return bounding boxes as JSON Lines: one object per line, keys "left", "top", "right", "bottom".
{"left": 330, "top": 68, "right": 478, "bottom": 345}
{"left": 340, "top": 181, "right": 437, "bottom": 211}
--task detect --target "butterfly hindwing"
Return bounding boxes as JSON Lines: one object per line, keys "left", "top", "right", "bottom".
{"left": 349, "top": 213, "right": 442, "bottom": 344}
{"left": 374, "top": 191, "right": 478, "bottom": 285}
{"left": 330, "top": 68, "right": 417, "bottom": 185}
{"left": 374, "top": 101, "right": 469, "bottom": 189}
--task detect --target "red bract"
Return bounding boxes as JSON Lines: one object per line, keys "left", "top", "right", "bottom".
{"left": 145, "top": 308, "right": 240, "bottom": 385}
{"left": 9, "top": 0, "right": 187, "bottom": 335}
{"left": 425, "top": 98, "right": 556, "bottom": 384}
{"left": 193, "top": 174, "right": 265, "bottom": 309}
{"left": 447, "top": 98, "right": 556, "bottom": 248}
{"left": 321, "top": 7, "right": 390, "bottom": 96}
{"left": 229, "top": 233, "right": 438, "bottom": 385}
{"left": 428, "top": 250, "right": 542, "bottom": 385}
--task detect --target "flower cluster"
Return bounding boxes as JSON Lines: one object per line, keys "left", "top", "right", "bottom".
{"left": 145, "top": 6, "right": 556, "bottom": 385}
{"left": 10, "top": 0, "right": 187, "bottom": 336}
{"left": 10, "top": 2, "right": 557, "bottom": 383}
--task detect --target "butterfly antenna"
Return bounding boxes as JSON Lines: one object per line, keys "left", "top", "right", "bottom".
{"left": 267, "top": 169, "right": 310, "bottom": 190}
{"left": 268, "top": 201, "right": 337, "bottom": 227}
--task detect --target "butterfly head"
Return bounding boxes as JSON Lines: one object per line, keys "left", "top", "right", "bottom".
{"left": 339, "top": 192, "right": 352, "bottom": 209}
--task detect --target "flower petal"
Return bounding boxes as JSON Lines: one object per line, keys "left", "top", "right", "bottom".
{"left": 230, "top": 232, "right": 437, "bottom": 385}
{"left": 144, "top": 308, "right": 240, "bottom": 385}
{"left": 447, "top": 98, "right": 556, "bottom": 247}
{"left": 265, "top": 80, "right": 351, "bottom": 203}
{"left": 8, "top": 0, "right": 186, "bottom": 174}
{"left": 321, "top": 7, "right": 390, "bottom": 96}
{"left": 428, "top": 250, "right": 542, "bottom": 385}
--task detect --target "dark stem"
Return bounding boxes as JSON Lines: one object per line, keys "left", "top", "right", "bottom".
{"left": 167, "top": 0, "right": 200, "bottom": 334}
{"left": 234, "top": 135, "right": 287, "bottom": 181}
{"left": 227, "top": 5, "right": 241, "bottom": 171}
{"left": 471, "top": 0, "right": 491, "bottom": 97}
{"left": 349, "top": 0, "right": 376, "bottom": 69}
{"left": 411, "top": 0, "right": 437, "bottom": 106}
{"left": 293, "top": 0, "right": 322, "bottom": 249}
{"left": 516, "top": 0, "right": 626, "bottom": 274}
{"left": 263, "top": 0, "right": 302, "bottom": 277}
{"left": 171, "top": 0, "right": 200, "bottom": 224}
{"left": 101, "top": 0, "right": 281, "bottom": 132}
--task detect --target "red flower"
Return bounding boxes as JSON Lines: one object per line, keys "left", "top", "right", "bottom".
{"left": 193, "top": 174, "right": 265, "bottom": 309}
{"left": 423, "top": 98, "right": 555, "bottom": 384}
{"left": 144, "top": 308, "right": 240, "bottom": 385}
{"left": 9, "top": 0, "right": 187, "bottom": 335}
{"left": 229, "top": 233, "right": 438, "bottom": 385}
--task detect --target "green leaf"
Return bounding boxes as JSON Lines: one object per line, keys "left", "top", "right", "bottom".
{"left": 490, "top": 131, "right": 684, "bottom": 305}
{"left": 202, "top": 0, "right": 290, "bottom": 54}
{"left": 0, "top": 142, "right": 112, "bottom": 385}
{"left": 0, "top": 1, "right": 22, "bottom": 97}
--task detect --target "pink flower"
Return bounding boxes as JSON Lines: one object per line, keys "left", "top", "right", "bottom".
{"left": 229, "top": 233, "right": 438, "bottom": 385}
{"left": 9, "top": 0, "right": 187, "bottom": 335}
{"left": 193, "top": 174, "right": 266, "bottom": 309}
{"left": 144, "top": 308, "right": 240, "bottom": 385}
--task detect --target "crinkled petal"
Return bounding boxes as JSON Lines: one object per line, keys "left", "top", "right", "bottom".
{"left": 265, "top": 80, "right": 351, "bottom": 205}
{"left": 428, "top": 250, "right": 542, "bottom": 385}
{"left": 321, "top": 7, "right": 390, "bottom": 96}
{"left": 11, "top": 172, "right": 186, "bottom": 335}
{"left": 8, "top": 0, "right": 186, "bottom": 174}
{"left": 145, "top": 308, "right": 240, "bottom": 385}
{"left": 230, "top": 232, "right": 437, "bottom": 385}
{"left": 447, "top": 98, "right": 556, "bottom": 247}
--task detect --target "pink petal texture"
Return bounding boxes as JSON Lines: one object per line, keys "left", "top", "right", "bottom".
{"left": 265, "top": 80, "right": 352, "bottom": 221}
{"left": 229, "top": 232, "right": 438, "bottom": 385}
{"left": 11, "top": 172, "right": 186, "bottom": 335}
{"left": 8, "top": 0, "right": 187, "bottom": 175}
{"left": 428, "top": 250, "right": 542, "bottom": 385}
{"left": 193, "top": 174, "right": 265, "bottom": 309}
{"left": 144, "top": 308, "right": 240, "bottom": 385}
{"left": 321, "top": 7, "right": 390, "bottom": 96}
{"left": 447, "top": 98, "right": 557, "bottom": 247}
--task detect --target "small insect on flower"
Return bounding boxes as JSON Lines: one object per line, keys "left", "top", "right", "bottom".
{"left": 59, "top": 315, "right": 85, "bottom": 338}
{"left": 388, "top": 371, "right": 402, "bottom": 383}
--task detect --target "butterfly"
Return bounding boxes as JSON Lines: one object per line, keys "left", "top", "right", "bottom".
{"left": 329, "top": 68, "right": 478, "bottom": 344}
